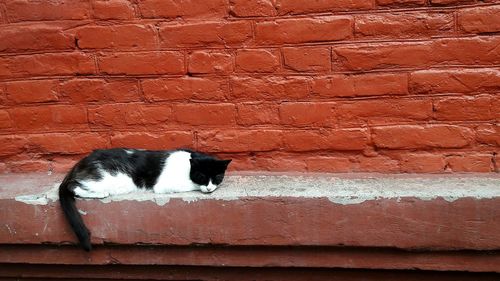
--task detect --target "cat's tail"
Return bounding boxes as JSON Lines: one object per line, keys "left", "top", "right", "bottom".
{"left": 59, "top": 174, "right": 92, "bottom": 251}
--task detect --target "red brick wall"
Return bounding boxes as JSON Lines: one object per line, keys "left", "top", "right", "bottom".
{"left": 0, "top": 0, "right": 498, "bottom": 173}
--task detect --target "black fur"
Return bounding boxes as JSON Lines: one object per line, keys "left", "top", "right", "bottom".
{"left": 59, "top": 148, "right": 231, "bottom": 251}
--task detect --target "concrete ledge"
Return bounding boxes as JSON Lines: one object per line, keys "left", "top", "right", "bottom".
{"left": 1, "top": 172, "right": 499, "bottom": 276}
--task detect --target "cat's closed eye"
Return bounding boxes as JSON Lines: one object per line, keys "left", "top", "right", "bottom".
{"left": 192, "top": 172, "right": 208, "bottom": 185}
{"left": 213, "top": 174, "right": 224, "bottom": 185}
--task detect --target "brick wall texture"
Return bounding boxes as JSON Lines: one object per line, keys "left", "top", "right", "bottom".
{"left": 0, "top": 0, "right": 499, "bottom": 173}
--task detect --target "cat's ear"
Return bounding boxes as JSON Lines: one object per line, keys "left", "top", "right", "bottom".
{"left": 220, "top": 159, "right": 232, "bottom": 168}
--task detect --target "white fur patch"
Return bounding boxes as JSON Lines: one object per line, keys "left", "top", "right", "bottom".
{"left": 153, "top": 151, "right": 200, "bottom": 194}
{"left": 77, "top": 171, "right": 138, "bottom": 198}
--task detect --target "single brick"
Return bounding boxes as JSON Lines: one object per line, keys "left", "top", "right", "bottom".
{"left": 372, "top": 125, "right": 473, "bottom": 149}
{"left": 188, "top": 50, "right": 233, "bottom": 74}
{"left": 236, "top": 103, "right": 280, "bottom": 126}
{"left": 311, "top": 73, "right": 408, "bottom": 97}
{"left": 0, "top": 53, "right": 95, "bottom": 78}
{"left": 283, "top": 46, "right": 331, "bottom": 72}
{"left": 434, "top": 96, "right": 495, "bottom": 121}
{"left": 409, "top": 68, "right": 500, "bottom": 94}
{"left": 98, "top": 52, "right": 184, "bottom": 75}
{"left": 230, "top": 0, "right": 276, "bottom": 17}
{"left": 335, "top": 99, "right": 432, "bottom": 126}
{"left": 282, "top": 129, "right": 368, "bottom": 151}
{"left": 355, "top": 12, "right": 453, "bottom": 38}
{"left": 230, "top": 76, "right": 310, "bottom": 101}
{"left": 173, "top": 104, "right": 236, "bottom": 125}
{"left": 276, "top": 0, "right": 373, "bottom": 15}
{"left": 60, "top": 79, "right": 141, "bottom": 103}
{"left": 0, "top": 24, "right": 75, "bottom": 52}
{"left": 458, "top": 5, "right": 500, "bottom": 34}
{"left": 27, "top": 133, "right": 109, "bottom": 154}
{"left": 4, "top": 80, "right": 58, "bottom": 104}
{"left": 235, "top": 49, "right": 280, "bottom": 73}
{"left": 92, "top": 0, "right": 135, "bottom": 20}
{"left": 8, "top": 105, "right": 88, "bottom": 131}
{"left": 141, "top": 77, "right": 227, "bottom": 101}
{"left": 446, "top": 155, "right": 493, "bottom": 172}
{"left": 400, "top": 154, "right": 445, "bottom": 173}
{"left": 111, "top": 132, "right": 194, "bottom": 150}
{"left": 198, "top": 130, "right": 283, "bottom": 152}
{"left": 279, "top": 102, "right": 335, "bottom": 126}
{"left": 255, "top": 16, "right": 352, "bottom": 44}
{"left": 75, "top": 24, "right": 157, "bottom": 49}
{"left": 160, "top": 21, "right": 252, "bottom": 47}
{"left": 5, "top": 0, "right": 90, "bottom": 22}
{"left": 88, "top": 104, "right": 172, "bottom": 128}
{"left": 476, "top": 124, "right": 500, "bottom": 146}
{"left": 305, "top": 156, "right": 354, "bottom": 173}
{"left": 376, "top": 0, "right": 426, "bottom": 6}
{"left": 332, "top": 37, "right": 500, "bottom": 71}
{"left": 139, "top": 0, "right": 228, "bottom": 19}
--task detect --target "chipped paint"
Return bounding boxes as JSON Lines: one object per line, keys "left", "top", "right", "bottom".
{"left": 8, "top": 174, "right": 500, "bottom": 206}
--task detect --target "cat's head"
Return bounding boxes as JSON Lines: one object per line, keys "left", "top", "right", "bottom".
{"left": 189, "top": 158, "right": 231, "bottom": 193}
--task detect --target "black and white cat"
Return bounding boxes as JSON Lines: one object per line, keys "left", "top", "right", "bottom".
{"left": 59, "top": 148, "right": 231, "bottom": 251}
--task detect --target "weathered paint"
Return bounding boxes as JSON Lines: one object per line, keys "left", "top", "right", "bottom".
{"left": 8, "top": 173, "right": 500, "bottom": 206}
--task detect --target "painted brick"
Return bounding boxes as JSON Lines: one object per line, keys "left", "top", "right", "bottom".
{"left": 376, "top": 0, "right": 426, "bottom": 6}
{"left": 400, "top": 154, "right": 445, "bottom": 173}
{"left": 75, "top": 25, "right": 157, "bottom": 49}
{"left": 305, "top": 156, "right": 354, "bottom": 172}
{"left": 188, "top": 50, "right": 233, "bottom": 74}
{"left": 0, "top": 110, "right": 12, "bottom": 130}
{"left": 60, "top": 79, "right": 141, "bottom": 103}
{"left": 98, "top": 52, "right": 184, "bottom": 75}
{"left": 27, "top": 133, "right": 109, "bottom": 154}
{"left": 283, "top": 46, "right": 331, "bottom": 72}
{"left": 430, "top": 0, "right": 477, "bottom": 6}
{"left": 446, "top": 155, "right": 493, "bottom": 172}
{"left": 279, "top": 102, "right": 335, "bottom": 126}
{"left": 332, "top": 37, "right": 500, "bottom": 71}
{"left": 92, "top": 0, "right": 135, "bottom": 20}
{"left": 198, "top": 130, "right": 283, "bottom": 152}
{"left": 111, "top": 132, "right": 194, "bottom": 150}
{"left": 173, "top": 104, "right": 236, "bottom": 125}
{"left": 372, "top": 125, "right": 473, "bottom": 149}
{"left": 230, "top": 0, "right": 276, "bottom": 17}
{"left": 276, "top": 0, "right": 373, "bottom": 15}
{"left": 254, "top": 154, "right": 308, "bottom": 171}
{"left": 476, "top": 125, "right": 500, "bottom": 146}
{"left": 0, "top": 24, "right": 75, "bottom": 52}
{"left": 311, "top": 73, "right": 408, "bottom": 97}
{"left": 230, "top": 76, "right": 310, "bottom": 100}
{"left": 88, "top": 104, "right": 172, "bottom": 128}
{"left": 8, "top": 105, "right": 88, "bottom": 131}
{"left": 255, "top": 16, "right": 352, "bottom": 45}
{"left": 0, "top": 53, "right": 95, "bottom": 78}
{"left": 355, "top": 12, "right": 454, "bottom": 38}
{"left": 235, "top": 49, "right": 280, "bottom": 73}
{"left": 335, "top": 99, "right": 432, "bottom": 125}
{"left": 0, "top": 136, "right": 27, "bottom": 156}
{"left": 282, "top": 129, "right": 368, "bottom": 151}
{"left": 4, "top": 80, "right": 58, "bottom": 104}
{"left": 5, "top": 0, "right": 90, "bottom": 22}
{"left": 236, "top": 103, "right": 280, "bottom": 126}
{"left": 160, "top": 21, "right": 252, "bottom": 47}
{"left": 409, "top": 68, "right": 500, "bottom": 94}
{"left": 458, "top": 5, "right": 500, "bottom": 34}
{"left": 139, "top": 0, "right": 227, "bottom": 19}
{"left": 356, "top": 155, "right": 400, "bottom": 173}
{"left": 141, "top": 77, "right": 227, "bottom": 101}
{"left": 434, "top": 96, "right": 495, "bottom": 121}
